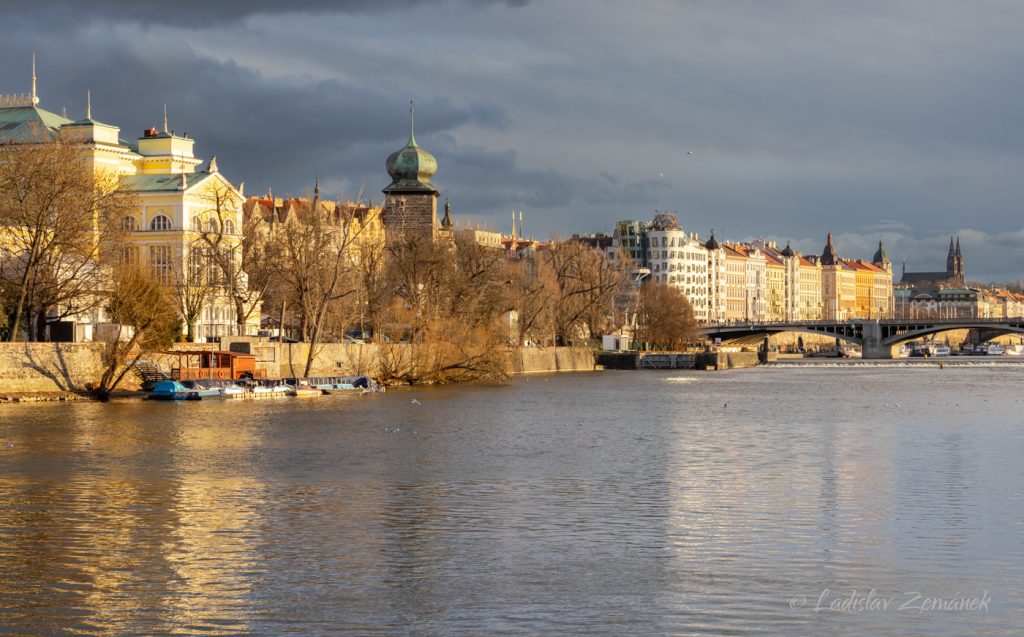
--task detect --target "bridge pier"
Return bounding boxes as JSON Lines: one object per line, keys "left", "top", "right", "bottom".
{"left": 861, "top": 322, "right": 896, "bottom": 359}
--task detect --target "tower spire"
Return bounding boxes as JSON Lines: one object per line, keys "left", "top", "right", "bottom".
{"left": 441, "top": 196, "right": 453, "bottom": 229}
{"left": 31, "top": 53, "right": 38, "bottom": 105}
{"left": 163, "top": 104, "right": 168, "bottom": 133}
{"left": 408, "top": 100, "right": 417, "bottom": 147}
{"left": 86, "top": 89, "right": 91, "bottom": 119}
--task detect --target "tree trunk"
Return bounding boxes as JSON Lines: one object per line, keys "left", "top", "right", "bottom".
{"left": 35, "top": 310, "right": 48, "bottom": 342}
{"left": 234, "top": 296, "right": 247, "bottom": 336}
{"left": 303, "top": 319, "right": 321, "bottom": 377}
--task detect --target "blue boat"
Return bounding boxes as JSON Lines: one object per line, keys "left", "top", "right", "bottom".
{"left": 150, "top": 380, "right": 203, "bottom": 401}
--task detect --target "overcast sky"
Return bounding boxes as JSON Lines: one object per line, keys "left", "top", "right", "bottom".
{"left": 2, "top": 0, "right": 1023, "bottom": 280}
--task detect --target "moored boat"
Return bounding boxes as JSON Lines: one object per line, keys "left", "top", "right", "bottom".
{"left": 150, "top": 380, "right": 203, "bottom": 401}
{"left": 220, "top": 385, "right": 246, "bottom": 398}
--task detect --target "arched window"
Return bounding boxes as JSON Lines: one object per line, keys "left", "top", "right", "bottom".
{"left": 121, "top": 216, "right": 138, "bottom": 231}
{"left": 149, "top": 215, "right": 171, "bottom": 231}
{"left": 207, "top": 219, "right": 218, "bottom": 233}
{"left": 192, "top": 217, "right": 203, "bottom": 232}
{"left": 223, "top": 219, "right": 235, "bottom": 235}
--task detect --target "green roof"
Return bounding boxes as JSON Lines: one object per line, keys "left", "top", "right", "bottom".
{"left": 0, "top": 106, "right": 73, "bottom": 142}
{"left": 119, "top": 171, "right": 214, "bottom": 192}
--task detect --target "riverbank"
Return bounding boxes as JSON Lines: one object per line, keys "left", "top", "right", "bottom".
{"left": 0, "top": 391, "right": 90, "bottom": 403}
{"left": 0, "top": 342, "right": 599, "bottom": 397}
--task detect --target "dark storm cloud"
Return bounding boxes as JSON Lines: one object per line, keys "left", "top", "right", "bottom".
{"left": 430, "top": 136, "right": 667, "bottom": 213}
{"left": 0, "top": 0, "right": 530, "bottom": 27}
{"left": 3, "top": 1, "right": 1024, "bottom": 278}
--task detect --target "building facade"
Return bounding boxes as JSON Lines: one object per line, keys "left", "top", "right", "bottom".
{"left": 644, "top": 214, "right": 710, "bottom": 321}
{"left": 0, "top": 77, "right": 254, "bottom": 341}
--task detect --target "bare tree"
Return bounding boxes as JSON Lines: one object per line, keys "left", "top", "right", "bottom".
{"left": 377, "top": 234, "right": 511, "bottom": 384}
{"left": 266, "top": 198, "right": 365, "bottom": 376}
{"left": 505, "top": 256, "right": 559, "bottom": 346}
{"left": 635, "top": 283, "right": 698, "bottom": 350}
{"left": 193, "top": 181, "right": 267, "bottom": 335}
{"left": 543, "top": 240, "right": 628, "bottom": 345}
{"left": 93, "top": 265, "right": 179, "bottom": 400}
{"left": 170, "top": 241, "right": 217, "bottom": 342}
{"left": 0, "top": 140, "right": 137, "bottom": 341}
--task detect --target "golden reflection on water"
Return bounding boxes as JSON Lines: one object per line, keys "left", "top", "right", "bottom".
{"left": 0, "top": 369, "right": 1021, "bottom": 636}
{"left": 0, "top": 401, "right": 268, "bottom": 635}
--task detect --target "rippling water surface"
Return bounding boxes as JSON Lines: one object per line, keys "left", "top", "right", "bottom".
{"left": 1, "top": 367, "right": 1023, "bottom": 635}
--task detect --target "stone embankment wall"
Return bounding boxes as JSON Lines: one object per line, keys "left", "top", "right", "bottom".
{"left": 217, "top": 339, "right": 596, "bottom": 377}
{"left": 0, "top": 342, "right": 111, "bottom": 393}
{"left": 511, "top": 347, "right": 596, "bottom": 374}
{"left": 0, "top": 341, "right": 596, "bottom": 394}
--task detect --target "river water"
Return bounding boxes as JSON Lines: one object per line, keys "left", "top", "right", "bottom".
{"left": 1, "top": 367, "right": 1022, "bottom": 635}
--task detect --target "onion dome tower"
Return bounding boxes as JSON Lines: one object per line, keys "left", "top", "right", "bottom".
{"left": 382, "top": 104, "right": 440, "bottom": 240}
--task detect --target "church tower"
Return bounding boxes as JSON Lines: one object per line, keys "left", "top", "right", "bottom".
{"left": 954, "top": 236, "right": 964, "bottom": 284}
{"left": 382, "top": 105, "right": 440, "bottom": 241}
{"left": 945, "top": 236, "right": 956, "bottom": 279}
{"left": 872, "top": 240, "right": 892, "bottom": 272}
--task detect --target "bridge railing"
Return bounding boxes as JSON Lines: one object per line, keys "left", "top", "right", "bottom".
{"left": 703, "top": 317, "right": 1024, "bottom": 329}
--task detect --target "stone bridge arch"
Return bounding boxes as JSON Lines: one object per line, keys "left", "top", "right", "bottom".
{"left": 702, "top": 324, "right": 863, "bottom": 348}
{"left": 880, "top": 323, "right": 1024, "bottom": 347}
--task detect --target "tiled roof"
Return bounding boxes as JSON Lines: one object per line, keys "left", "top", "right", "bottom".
{"left": 0, "top": 105, "right": 73, "bottom": 142}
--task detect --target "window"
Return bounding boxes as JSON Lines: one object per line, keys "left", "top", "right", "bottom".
{"left": 190, "top": 247, "right": 205, "bottom": 285}
{"left": 223, "top": 219, "right": 235, "bottom": 235}
{"left": 121, "top": 216, "right": 138, "bottom": 231}
{"left": 150, "top": 215, "right": 171, "bottom": 231}
{"left": 149, "top": 245, "right": 172, "bottom": 284}
{"left": 192, "top": 217, "right": 203, "bottom": 232}
{"left": 207, "top": 219, "right": 218, "bottom": 233}
{"left": 221, "top": 248, "right": 234, "bottom": 283}
{"left": 120, "top": 246, "right": 139, "bottom": 264}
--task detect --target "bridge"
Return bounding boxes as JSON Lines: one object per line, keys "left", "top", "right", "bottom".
{"left": 702, "top": 318, "right": 1024, "bottom": 359}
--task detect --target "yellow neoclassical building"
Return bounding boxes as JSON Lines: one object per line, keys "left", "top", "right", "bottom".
{"left": 0, "top": 73, "right": 256, "bottom": 341}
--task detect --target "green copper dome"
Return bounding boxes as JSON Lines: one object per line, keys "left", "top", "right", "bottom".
{"left": 384, "top": 108, "right": 439, "bottom": 194}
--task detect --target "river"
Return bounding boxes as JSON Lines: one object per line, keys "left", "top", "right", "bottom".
{"left": 1, "top": 367, "right": 1022, "bottom": 635}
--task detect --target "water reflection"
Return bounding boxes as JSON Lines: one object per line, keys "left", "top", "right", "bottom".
{"left": 0, "top": 369, "right": 1022, "bottom": 635}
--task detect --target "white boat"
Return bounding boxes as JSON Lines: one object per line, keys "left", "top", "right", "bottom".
{"left": 982, "top": 343, "right": 1006, "bottom": 355}
{"left": 220, "top": 385, "right": 246, "bottom": 398}
{"left": 931, "top": 344, "right": 951, "bottom": 357}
